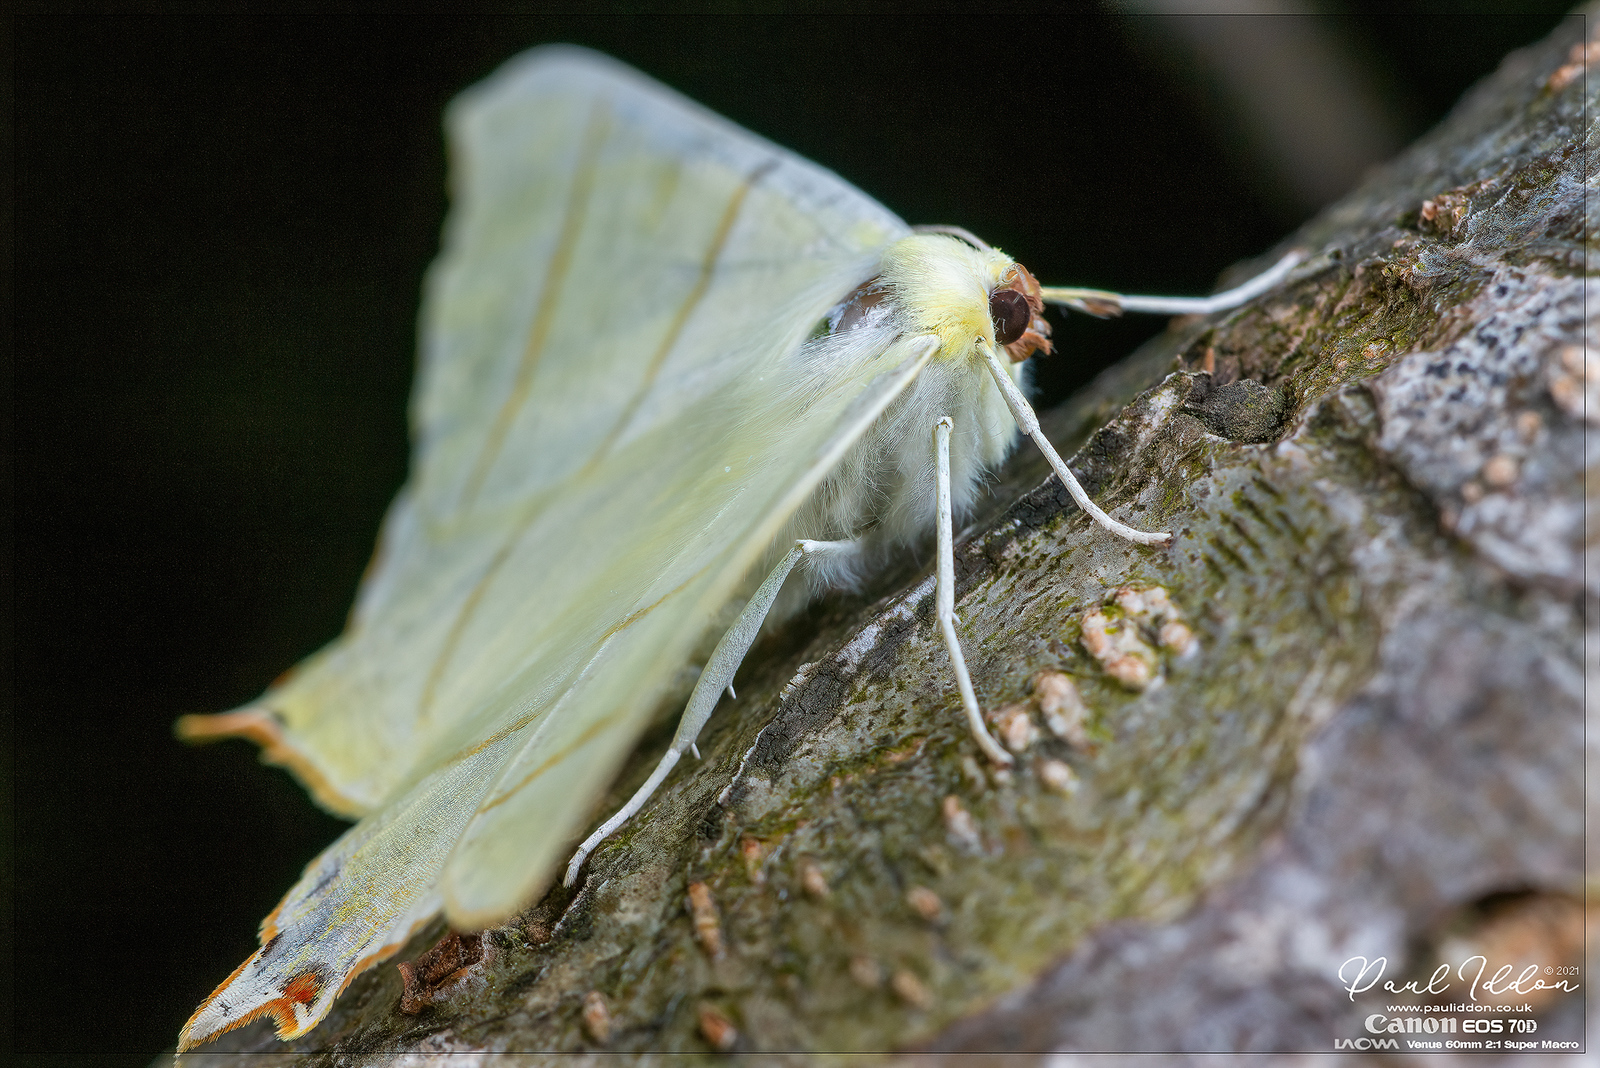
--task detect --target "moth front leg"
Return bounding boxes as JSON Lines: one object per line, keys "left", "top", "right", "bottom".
{"left": 562, "top": 537, "right": 855, "bottom": 887}
{"left": 979, "top": 345, "right": 1170, "bottom": 546}
{"left": 934, "top": 416, "right": 1014, "bottom": 767}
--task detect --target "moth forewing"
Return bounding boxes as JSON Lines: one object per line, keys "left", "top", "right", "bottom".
{"left": 176, "top": 47, "right": 916, "bottom": 1050}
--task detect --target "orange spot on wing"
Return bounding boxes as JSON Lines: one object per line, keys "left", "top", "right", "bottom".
{"left": 180, "top": 908, "right": 441, "bottom": 1051}
{"left": 241, "top": 971, "right": 323, "bottom": 1042}
{"left": 282, "top": 973, "right": 320, "bottom": 1006}
{"left": 259, "top": 904, "right": 284, "bottom": 947}
{"left": 249, "top": 970, "right": 323, "bottom": 1041}
{"left": 177, "top": 965, "right": 323, "bottom": 1051}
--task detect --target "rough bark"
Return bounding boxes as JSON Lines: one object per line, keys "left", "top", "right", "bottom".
{"left": 175, "top": 12, "right": 1592, "bottom": 1065}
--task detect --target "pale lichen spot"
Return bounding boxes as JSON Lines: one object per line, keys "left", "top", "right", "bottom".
{"left": 890, "top": 969, "right": 934, "bottom": 1010}
{"left": 581, "top": 990, "right": 612, "bottom": 1044}
{"left": 697, "top": 1002, "right": 738, "bottom": 1051}
{"left": 986, "top": 702, "right": 1038, "bottom": 753}
{"left": 1548, "top": 344, "right": 1598, "bottom": 425}
{"left": 1158, "top": 620, "right": 1198, "bottom": 657}
{"left": 1082, "top": 585, "right": 1199, "bottom": 690}
{"left": 1545, "top": 36, "right": 1600, "bottom": 92}
{"left": 739, "top": 837, "right": 766, "bottom": 886}
{"left": 905, "top": 885, "right": 945, "bottom": 923}
{"left": 686, "top": 881, "right": 724, "bottom": 959}
{"left": 1105, "top": 653, "right": 1153, "bottom": 689}
{"left": 1033, "top": 670, "right": 1091, "bottom": 749}
{"left": 1037, "top": 758, "right": 1079, "bottom": 795}
{"left": 1081, "top": 606, "right": 1157, "bottom": 691}
{"left": 941, "top": 795, "right": 983, "bottom": 854}
{"left": 798, "top": 858, "right": 830, "bottom": 900}
{"left": 1481, "top": 453, "right": 1520, "bottom": 488}
{"left": 959, "top": 755, "right": 986, "bottom": 791}
{"left": 849, "top": 955, "right": 884, "bottom": 989}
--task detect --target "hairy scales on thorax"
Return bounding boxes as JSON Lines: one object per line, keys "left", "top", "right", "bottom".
{"left": 773, "top": 232, "right": 1039, "bottom": 607}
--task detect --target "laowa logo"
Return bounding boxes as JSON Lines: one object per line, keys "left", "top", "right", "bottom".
{"left": 1334, "top": 1038, "right": 1400, "bottom": 1051}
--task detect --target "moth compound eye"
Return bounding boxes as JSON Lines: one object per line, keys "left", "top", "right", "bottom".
{"left": 989, "top": 288, "right": 1031, "bottom": 346}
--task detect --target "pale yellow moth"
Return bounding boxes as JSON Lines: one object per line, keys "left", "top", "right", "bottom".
{"left": 174, "top": 46, "right": 1299, "bottom": 1050}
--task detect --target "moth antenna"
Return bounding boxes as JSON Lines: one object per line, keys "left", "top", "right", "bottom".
{"left": 1039, "top": 249, "right": 1304, "bottom": 318}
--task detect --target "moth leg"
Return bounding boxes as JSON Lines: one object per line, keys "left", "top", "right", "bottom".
{"left": 934, "top": 416, "right": 1014, "bottom": 767}
{"left": 562, "top": 538, "right": 848, "bottom": 887}
{"left": 1038, "top": 249, "right": 1303, "bottom": 317}
{"left": 980, "top": 345, "right": 1171, "bottom": 547}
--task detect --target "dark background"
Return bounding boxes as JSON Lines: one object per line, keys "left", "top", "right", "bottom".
{"left": 11, "top": 7, "right": 1576, "bottom": 1063}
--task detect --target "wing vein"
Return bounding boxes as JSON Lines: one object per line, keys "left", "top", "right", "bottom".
{"left": 420, "top": 158, "right": 778, "bottom": 722}
{"left": 470, "top": 561, "right": 712, "bottom": 815}
{"left": 460, "top": 97, "right": 614, "bottom": 512}
{"left": 578, "top": 158, "right": 779, "bottom": 475}
{"left": 474, "top": 707, "right": 627, "bottom": 815}
{"left": 414, "top": 532, "right": 521, "bottom": 724}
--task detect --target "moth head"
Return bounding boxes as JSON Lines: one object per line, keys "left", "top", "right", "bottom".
{"left": 873, "top": 233, "right": 1053, "bottom": 363}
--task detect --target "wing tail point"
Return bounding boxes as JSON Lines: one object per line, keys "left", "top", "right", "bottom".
{"left": 174, "top": 705, "right": 366, "bottom": 819}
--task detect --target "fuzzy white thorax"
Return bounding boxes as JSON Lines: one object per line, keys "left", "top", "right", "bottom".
{"left": 773, "top": 234, "right": 1029, "bottom": 609}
